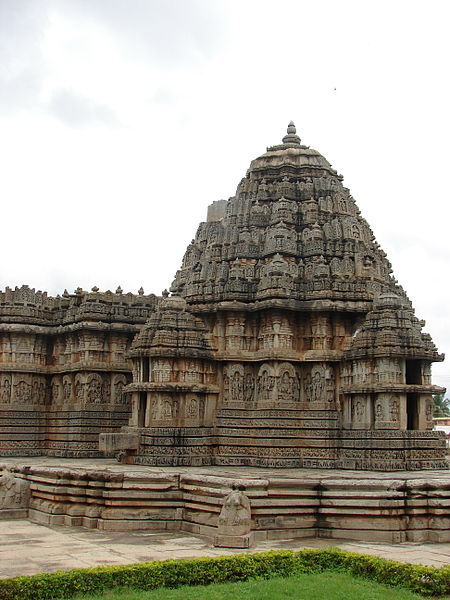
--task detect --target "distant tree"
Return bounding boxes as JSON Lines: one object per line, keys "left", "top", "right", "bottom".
{"left": 433, "top": 393, "right": 450, "bottom": 417}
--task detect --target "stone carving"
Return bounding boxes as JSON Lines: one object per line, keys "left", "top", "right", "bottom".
{"left": 63, "top": 376, "right": 72, "bottom": 402}
{"left": 390, "top": 398, "right": 400, "bottom": 422}
{"left": 75, "top": 374, "right": 85, "bottom": 402}
{"left": 151, "top": 395, "right": 178, "bottom": 422}
{"left": 86, "top": 374, "right": 104, "bottom": 404}
{"left": 277, "top": 362, "right": 299, "bottom": 402}
{"left": 243, "top": 373, "right": 255, "bottom": 401}
{"left": 217, "top": 484, "right": 251, "bottom": 537}
{"left": 51, "top": 379, "right": 61, "bottom": 404}
{"left": 0, "top": 377, "right": 11, "bottom": 404}
{"left": 375, "top": 402, "right": 385, "bottom": 421}
{"left": 14, "top": 379, "right": 32, "bottom": 403}
{"left": 0, "top": 469, "right": 30, "bottom": 509}
{"left": 223, "top": 364, "right": 244, "bottom": 402}
{"left": 257, "top": 364, "right": 276, "bottom": 402}
{"left": 113, "top": 375, "right": 128, "bottom": 405}
{"left": 353, "top": 399, "right": 366, "bottom": 422}
{"left": 186, "top": 396, "right": 199, "bottom": 418}
{"left": 152, "top": 360, "right": 172, "bottom": 382}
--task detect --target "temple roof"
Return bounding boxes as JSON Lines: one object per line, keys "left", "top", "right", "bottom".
{"left": 170, "top": 122, "right": 402, "bottom": 309}
{"left": 345, "top": 293, "right": 443, "bottom": 361}
{"left": 129, "top": 296, "right": 213, "bottom": 358}
{"left": 248, "top": 122, "right": 333, "bottom": 175}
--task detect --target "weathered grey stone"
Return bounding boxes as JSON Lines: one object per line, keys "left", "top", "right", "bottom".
{"left": 0, "top": 468, "right": 30, "bottom": 517}
{"left": 99, "top": 433, "right": 140, "bottom": 453}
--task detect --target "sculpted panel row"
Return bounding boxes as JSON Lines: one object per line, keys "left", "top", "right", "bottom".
{"left": 222, "top": 361, "right": 335, "bottom": 404}
{"left": 0, "top": 372, "right": 131, "bottom": 407}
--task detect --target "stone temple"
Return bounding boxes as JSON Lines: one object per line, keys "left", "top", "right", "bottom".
{"left": 0, "top": 123, "right": 446, "bottom": 472}
{"left": 102, "top": 122, "right": 446, "bottom": 471}
{"left": 2, "top": 123, "right": 449, "bottom": 545}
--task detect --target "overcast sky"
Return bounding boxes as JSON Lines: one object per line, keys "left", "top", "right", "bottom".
{"left": 0, "top": 0, "right": 449, "bottom": 392}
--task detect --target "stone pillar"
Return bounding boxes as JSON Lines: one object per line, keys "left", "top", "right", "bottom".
{"left": 417, "top": 394, "right": 434, "bottom": 431}
{"left": 129, "top": 392, "right": 139, "bottom": 427}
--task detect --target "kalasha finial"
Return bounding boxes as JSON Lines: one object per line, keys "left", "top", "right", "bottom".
{"left": 282, "top": 121, "right": 301, "bottom": 145}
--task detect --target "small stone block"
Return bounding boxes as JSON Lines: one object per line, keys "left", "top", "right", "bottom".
{"left": 213, "top": 532, "right": 254, "bottom": 548}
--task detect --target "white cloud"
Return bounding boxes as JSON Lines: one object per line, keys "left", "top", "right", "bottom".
{"left": 0, "top": 0, "right": 449, "bottom": 391}
{"left": 47, "top": 89, "right": 119, "bottom": 126}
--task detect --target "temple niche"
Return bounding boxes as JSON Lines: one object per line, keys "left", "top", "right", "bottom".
{"left": 101, "top": 123, "right": 446, "bottom": 471}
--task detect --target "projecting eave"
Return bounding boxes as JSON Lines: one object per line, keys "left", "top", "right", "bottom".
{"left": 341, "top": 384, "right": 445, "bottom": 395}
{"left": 123, "top": 382, "right": 219, "bottom": 394}
{"left": 188, "top": 298, "right": 374, "bottom": 314}
{"left": 127, "top": 346, "right": 214, "bottom": 359}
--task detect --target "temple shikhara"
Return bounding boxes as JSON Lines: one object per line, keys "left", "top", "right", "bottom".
{"left": 0, "top": 123, "right": 446, "bottom": 472}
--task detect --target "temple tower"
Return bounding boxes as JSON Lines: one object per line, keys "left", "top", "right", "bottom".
{"left": 101, "top": 123, "right": 445, "bottom": 470}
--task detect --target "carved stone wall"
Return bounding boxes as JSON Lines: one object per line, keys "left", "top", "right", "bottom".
{"left": 0, "top": 288, "right": 157, "bottom": 457}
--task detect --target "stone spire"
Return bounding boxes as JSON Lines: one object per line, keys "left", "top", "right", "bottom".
{"left": 282, "top": 121, "right": 301, "bottom": 145}
{"left": 170, "top": 125, "right": 397, "bottom": 306}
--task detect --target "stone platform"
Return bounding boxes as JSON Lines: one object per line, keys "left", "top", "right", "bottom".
{"left": 2, "top": 458, "right": 450, "bottom": 545}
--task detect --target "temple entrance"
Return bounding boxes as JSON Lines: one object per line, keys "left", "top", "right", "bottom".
{"left": 138, "top": 392, "right": 147, "bottom": 427}
{"left": 407, "top": 393, "right": 419, "bottom": 430}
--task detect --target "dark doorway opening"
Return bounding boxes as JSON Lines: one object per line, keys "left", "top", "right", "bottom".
{"left": 138, "top": 392, "right": 147, "bottom": 427}
{"left": 406, "top": 360, "right": 422, "bottom": 385}
{"left": 142, "top": 358, "right": 149, "bottom": 382}
{"left": 407, "top": 393, "right": 418, "bottom": 430}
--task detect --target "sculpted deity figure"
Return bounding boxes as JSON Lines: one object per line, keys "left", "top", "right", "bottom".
{"left": 217, "top": 484, "right": 251, "bottom": 536}
{"left": 186, "top": 397, "right": 198, "bottom": 418}
{"left": 63, "top": 378, "right": 72, "bottom": 401}
{"left": 353, "top": 400, "right": 365, "bottom": 421}
{"left": 231, "top": 372, "right": 243, "bottom": 401}
{"left": 375, "top": 403, "right": 384, "bottom": 421}
{"left": 311, "top": 372, "right": 324, "bottom": 401}
{"left": 390, "top": 399, "right": 400, "bottom": 422}
{"left": 243, "top": 374, "right": 255, "bottom": 401}
{"left": 162, "top": 400, "right": 173, "bottom": 419}
{"left": 1, "top": 378, "right": 11, "bottom": 403}
{"left": 87, "top": 375, "right": 103, "bottom": 404}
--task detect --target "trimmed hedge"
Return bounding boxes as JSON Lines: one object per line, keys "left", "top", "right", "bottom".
{"left": 1, "top": 548, "right": 450, "bottom": 600}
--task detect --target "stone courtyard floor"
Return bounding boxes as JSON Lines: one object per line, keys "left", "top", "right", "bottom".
{"left": 2, "top": 519, "right": 450, "bottom": 578}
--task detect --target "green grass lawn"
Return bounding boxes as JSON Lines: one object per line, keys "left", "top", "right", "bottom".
{"left": 73, "top": 571, "right": 422, "bottom": 600}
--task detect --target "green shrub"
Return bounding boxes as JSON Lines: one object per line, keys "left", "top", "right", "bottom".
{"left": 0, "top": 548, "right": 449, "bottom": 600}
